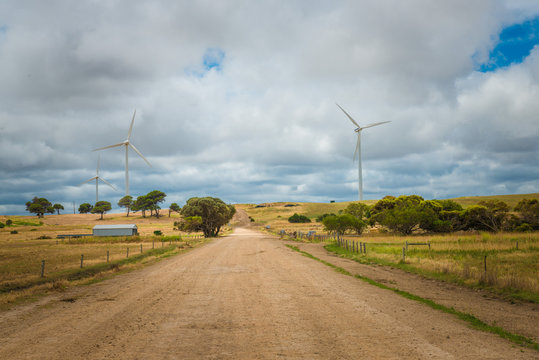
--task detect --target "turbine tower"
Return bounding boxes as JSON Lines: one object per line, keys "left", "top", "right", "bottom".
{"left": 336, "top": 103, "right": 390, "bottom": 201}
{"left": 79, "top": 154, "right": 117, "bottom": 203}
{"left": 94, "top": 110, "right": 151, "bottom": 196}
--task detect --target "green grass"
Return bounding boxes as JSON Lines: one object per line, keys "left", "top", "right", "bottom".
{"left": 286, "top": 244, "right": 539, "bottom": 352}
{"left": 325, "top": 234, "right": 539, "bottom": 304}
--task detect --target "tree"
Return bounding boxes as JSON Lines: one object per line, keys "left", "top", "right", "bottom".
{"left": 169, "top": 203, "right": 181, "bottom": 217}
{"left": 175, "top": 216, "right": 203, "bottom": 232}
{"left": 53, "top": 203, "right": 64, "bottom": 215}
{"left": 78, "top": 203, "right": 93, "bottom": 214}
{"left": 316, "top": 213, "right": 336, "bottom": 222}
{"left": 133, "top": 195, "right": 150, "bottom": 217}
{"left": 370, "top": 195, "right": 425, "bottom": 235}
{"left": 180, "top": 197, "right": 236, "bottom": 237}
{"left": 288, "top": 213, "right": 311, "bottom": 223}
{"left": 462, "top": 200, "right": 510, "bottom": 232}
{"left": 322, "top": 214, "right": 365, "bottom": 237}
{"left": 343, "top": 202, "right": 370, "bottom": 220}
{"left": 118, "top": 195, "right": 133, "bottom": 217}
{"left": 514, "top": 199, "right": 539, "bottom": 229}
{"left": 91, "top": 201, "right": 112, "bottom": 220}
{"left": 25, "top": 197, "right": 54, "bottom": 218}
{"left": 145, "top": 190, "right": 167, "bottom": 218}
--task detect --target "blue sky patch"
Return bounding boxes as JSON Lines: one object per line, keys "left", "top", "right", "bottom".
{"left": 185, "top": 48, "right": 225, "bottom": 77}
{"left": 203, "top": 48, "right": 225, "bottom": 71}
{"left": 479, "top": 17, "right": 539, "bottom": 72}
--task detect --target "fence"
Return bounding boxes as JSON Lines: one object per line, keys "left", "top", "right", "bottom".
{"left": 38, "top": 235, "right": 204, "bottom": 278}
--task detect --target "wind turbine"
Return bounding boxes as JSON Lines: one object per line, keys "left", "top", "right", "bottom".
{"left": 79, "top": 154, "right": 117, "bottom": 203}
{"left": 336, "top": 103, "right": 390, "bottom": 201}
{"left": 94, "top": 110, "right": 152, "bottom": 196}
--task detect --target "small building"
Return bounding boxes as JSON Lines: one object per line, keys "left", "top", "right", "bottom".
{"left": 93, "top": 224, "right": 138, "bottom": 237}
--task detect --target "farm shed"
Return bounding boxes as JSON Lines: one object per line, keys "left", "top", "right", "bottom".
{"left": 92, "top": 224, "right": 138, "bottom": 237}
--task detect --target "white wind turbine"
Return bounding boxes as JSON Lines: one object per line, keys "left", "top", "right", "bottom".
{"left": 94, "top": 110, "right": 151, "bottom": 196}
{"left": 79, "top": 154, "right": 117, "bottom": 203}
{"left": 336, "top": 103, "right": 390, "bottom": 201}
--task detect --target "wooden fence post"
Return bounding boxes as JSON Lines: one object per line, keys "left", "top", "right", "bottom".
{"left": 126, "top": 247, "right": 129, "bottom": 258}
{"left": 107, "top": 250, "right": 109, "bottom": 263}
{"left": 402, "top": 247, "right": 405, "bottom": 262}
{"left": 80, "top": 254, "right": 84, "bottom": 268}
{"left": 140, "top": 244, "right": 143, "bottom": 253}
{"left": 152, "top": 240, "right": 154, "bottom": 249}
{"left": 41, "top": 260, "right": 45, "bottom": 278}
{"left": 484, "top": 255, "right": 487, "bottom": 274}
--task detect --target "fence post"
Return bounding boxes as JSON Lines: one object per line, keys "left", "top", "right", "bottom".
{"left": 406, "top": 241, "right": 408, "bottom": 251}
{"left": 402, "top": 247, "right": 405, "bottom": 262}
{"left": 484, "top": 255, "right": 487, "bottom": 273}
{"left": 41, "top": 260, "right": 45, "bottom": 277}
{"left": 80, "top": 254, "right": 84, "bottom": 268}
{"left": 428, "top": 242, "right": 431, "bottom": 250}
{"left": 140, "top": 244, "right": 143, "bottom": 253}
{"left": 107, "top": 250, "right": 109, "bottom": 263}
{"left": 127, "top": 247, "right": 129, "bottom": 258}
{"left": 152, "top": 239, "right": 154, "bottom": 249}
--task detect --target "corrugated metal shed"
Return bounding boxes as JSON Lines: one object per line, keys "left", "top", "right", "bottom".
{"left": 93, "top": 224, "right": 138, "bottom": 237}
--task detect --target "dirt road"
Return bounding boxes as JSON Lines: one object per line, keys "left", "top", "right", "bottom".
{"left": 0, "top": 228, "right": 536, "bottom": 359}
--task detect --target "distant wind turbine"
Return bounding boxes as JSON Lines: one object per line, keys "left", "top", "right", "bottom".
{"left": 94, "top": 110, "right": 152, "bottom": 196}
{"left": 79, "top": 154, "right": 117, "bottom": 203}
{"left": 336, "top": 103, "right": 390, "bottom": 201}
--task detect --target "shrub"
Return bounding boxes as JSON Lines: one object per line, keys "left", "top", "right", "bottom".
{"left": 153, "top": 230, "right": 163, "bottom": 236}
{"left": 316, "top": 213, "right": 336, "bottom": 222}
{"left": 0, "top": 222, "right": 4, "bottom": 228}
{"left": 288, "top": 213, "right": 311, "bottom": 223}
{"left": 515, "top": 223, "right": 533, "bottom": 232}
{"left": 10, "top": 230, "right": 18, "bottom": 234}
{"left": 6, "top": 219, "right": 12, "bottom": 226}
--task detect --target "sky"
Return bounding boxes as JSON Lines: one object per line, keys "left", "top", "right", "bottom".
{"left": 1, "top": 0, "right": 539, "bottom": 215}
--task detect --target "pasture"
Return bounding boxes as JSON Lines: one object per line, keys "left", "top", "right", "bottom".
{"left": 0, "top": 212, "right": 212, "bottom": 309}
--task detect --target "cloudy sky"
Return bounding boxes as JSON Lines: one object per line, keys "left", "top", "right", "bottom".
{"left": 1, "top": 0, "right": 539, "bottom": 215}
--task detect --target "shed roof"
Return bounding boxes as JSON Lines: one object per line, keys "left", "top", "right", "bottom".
{"left": 93, "top": 224, "right": 137, "bottom": 230}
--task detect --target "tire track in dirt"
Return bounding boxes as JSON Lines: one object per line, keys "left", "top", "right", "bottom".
{"left": 0, "top": 228, "right": 536, "bottom": 359}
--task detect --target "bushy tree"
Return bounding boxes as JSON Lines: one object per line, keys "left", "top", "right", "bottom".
{"left": 322, "top": 214, "right": 366, "bottom": 237}
{"left": 132, "top": 195, "right": 150, "bottom": 217}
{"left": 53, "top": 203, "right": 64, "bottom": 215}
{"left": 462, "top": 200, "right": 510, "bottom": 232}
{"left": 169, "top": 203, "right": 181, "bottom": 217}
{"left": 370, "top": 195, "right": 425, "bottom": 235}
{"left": 514, "top": 199, "right": 539, "bottom": 229}
{"left": 26, "top": 197, "right": 54, "bottom": 218}
{"left": 288, "top": 213, "right": 311, "bottom": 223}
{"left": 91, "top": 201, "right": 112, "bottom": 220}
{"left": 316, "top": 213, "right": 336, "bottom": 222}
{"left": 180, "top": 197, "right": 236, "bottom": 237}
{"left": 78, "top": 203, "right": 93, "bottom": 214}
{"left": 343, "top": 202, "right": 370, "bottom": 220}
{"left": 175, "top": 216, "right": 203, "bottom": 232}
{"left": 145, "top": 190, "right": 167, "bottom": 218}
{"left": 118, "top": 195, "right": 133, "bottom": 217}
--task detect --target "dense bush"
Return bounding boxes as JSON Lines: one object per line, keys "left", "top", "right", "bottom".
{"left": 288, "top": 213, "right": 311, "bottom": 223}
{"left": 316, "top": 213, "right": 336, "bottom": 222}
{"left": 0, "top": 222, "right": 4, "bottom": 228}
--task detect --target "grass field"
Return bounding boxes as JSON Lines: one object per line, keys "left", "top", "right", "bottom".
{"left": 0, "top": 212, "right": 222, "bottom": 309}
{"left": 329, "top": 232, "right": 539, "bottom": 303}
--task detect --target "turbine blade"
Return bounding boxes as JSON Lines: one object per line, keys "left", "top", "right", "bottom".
{"left": 353, "top": 135, "right": 360, "bottom": 161}
{"left": 98, "top": 177, "right": 117, "bottom": 191}
{"left": 361, "top": 120, "right": 391, "bottom": 129}
{"left": 94, "top": 142, "right": 124, "bottom": 151}
{"left": 336, "top": 103, "right": 360, "bottom": 128}
{"left": 127, "top": 109, "right": 136, "bottom": 140}
{"left": 129, "top": 143, "right": 152, "bottom": 167}
{"left": 79, "top": 176, "right": 98, "bottom": 186}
